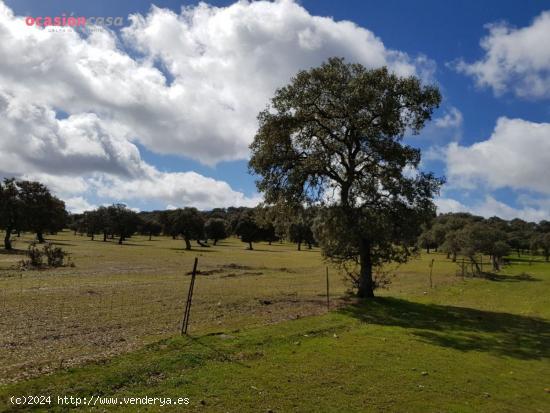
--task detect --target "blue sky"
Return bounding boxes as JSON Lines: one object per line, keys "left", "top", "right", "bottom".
{"left": 1, "top": 0, "right": 549, "bottom": 219}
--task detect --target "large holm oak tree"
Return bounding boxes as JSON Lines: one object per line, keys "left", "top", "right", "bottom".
{"left": 249, "top": 58, "right": 443, "bottom": 298}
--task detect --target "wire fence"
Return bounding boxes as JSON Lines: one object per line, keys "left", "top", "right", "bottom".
{"left": 0, "top": 258, "right": 348, "bottom": 384}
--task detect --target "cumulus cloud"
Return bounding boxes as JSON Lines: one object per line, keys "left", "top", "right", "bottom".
{"left": 0, "top": 0, "right": 433, "bottom": 166}
{"left": 64, "top": 197, "right": 98, "bottom": 214}
{"left": 436, "top": 196, "right": 550, "bottom": 222}
{"left": 445, "top": 117, "right": 550, "bottom": 194}
{"left": 455, "top": 11, "right": 550, "bottom": 98}
{"left": 0, "top": 0, "right": 436, "bottom": 212}
{"left": 0, "top": 82, "right": 260, "bottom": 212}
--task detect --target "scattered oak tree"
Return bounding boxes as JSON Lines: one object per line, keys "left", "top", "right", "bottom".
{"left": 249, "top": 58, "right": 442, "bottom": 297}
{"left": 17, "top": 180, "right": 67, "bottom": 243}
{"left": 235, "top": 211, "right": 262, "bottom": 250}
{"left": 204, "top": 218, "right": 228, "bottom": 245}
{"left": 169, "top": 208, "right": 205, "bottom": 250}
{"left": 0, "top": 178, "right": 21, "bottom": 250}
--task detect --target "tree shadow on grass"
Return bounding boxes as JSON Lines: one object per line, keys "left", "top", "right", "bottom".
{"left": 48, "top": 241, "right": 76, "bottom": 247}
{"left": 0, "top": 248, "right": 26, "bottom": 255}
{"left": 482, "top": 272, "right": 540, "bottom": 282}
{"left": 341, "top": 297, "right": 550, "bottom": 360}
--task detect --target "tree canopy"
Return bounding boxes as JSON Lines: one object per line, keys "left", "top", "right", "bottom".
{"left": 249, "top": 58, "right": 443, "bottom": 297}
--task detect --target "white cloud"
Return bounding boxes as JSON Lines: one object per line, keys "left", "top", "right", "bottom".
{"left": 455, "top": 11, "right": 550, "bottom": 98}
{"left": 445, "top": 117, "right": 550, "bottom": 194}
{"left": 434, "top": 107, "right": 463, "bottom": 129}
{"left": 64, "top": 197, "right": 97, "bottom": 214}
{"left": 0, "top": 0, "right": 433, "bottom": 166}
{"left": 0, "top": 85, "right": 260, "bottom": 212}
{"left": 0, "top": 0, "right": 436, "bottom": 212}
{"left": 92, "top": 171, "right": 262, "bottom": 210}
{"left": 436, "top": 196, "right": 550, "bottom": 222}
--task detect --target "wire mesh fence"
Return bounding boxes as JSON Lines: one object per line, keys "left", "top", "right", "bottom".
{"left": 0, "top": 255, "right": 348, "bottom": 383}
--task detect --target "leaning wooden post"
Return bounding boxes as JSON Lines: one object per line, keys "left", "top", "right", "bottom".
{"left": 326, "top": 267, "right": 330, "bottom": 311}
{"left": 181, "top": 257, "right": 199, "bottom": 335}
{"left": 429, "top": 258, "right": 434, "bottom": 289}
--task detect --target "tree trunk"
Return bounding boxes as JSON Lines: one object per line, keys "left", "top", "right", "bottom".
{"left": 103, "top": 231, "right": 107, "bottom": 242}
{"left": 357, "top": 238, "right": 375, "bottom": 298}
{"left": 469, "top": 256, "right": 481, "bottom": 274}
{"left": 37, "top": 232, "right": 45, "bottom": 243}
{"left": 297, "top": 241, "right": 301, "bottom": 251}
{"left": 308, "top": 242, "right": 312, "bottom": 249}
{"left": 426, "top": 246, "right": 430, "bottom": 254}
{"left": 184, "top": 238, "right": 191, "bottom": 250}
{"left": 248, "top": 241, "right": 253, "bottom": 250}
{"left": 4, "top": 227, "right": 12, "bottom": 250}
{"left": 492, "top": 256, "right": 499, "bottom": 271}
{"left": 118, "top": 235, "right": 123, "bottom": 245}
{"left": 452, "top": 252, "right": 457, "bottom": 262}
{"left": 91, "top": 233, "right": 94, "bottom": 241}
{"left": 213, "top": 239, "right": 218, "bottom": 245}
{"left": 149, "top": 232, "right": 152, "bottom": 241}
{"left": 17, "top": 230, "right": 21, "bottom": 237}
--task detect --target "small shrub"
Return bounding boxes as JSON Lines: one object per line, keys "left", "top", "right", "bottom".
{"left": 25, "top": 242, "right": 43, "bottom": 268}
{"left": 43, "top": 243, "right": 68, "bottom": 267}
{"left": 19, "top": 242, "right": 71, "bottom": 269}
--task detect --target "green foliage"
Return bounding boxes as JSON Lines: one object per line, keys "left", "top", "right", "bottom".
{"left": 204, "top": 218, "right": 228, "bottom": 245}
{"left": 168, "top": 208, "right": 205, "bottom": 250}
{"left": 0, "top": 178, "right": 67, "bottom": 248}
{"left": 43, "top": 243, "right": 69, "bottom": 267}
{"left": 24, "top": 241, "right": 44, "bottom": 268}
{"left": 249, "top": 58, "right": 442, "bottom": 297}
{"left": 21, "top": 242, "right": 70, "bottom": 268}
{"left": 235, "top": 210, "right": 262, "bottom": 249}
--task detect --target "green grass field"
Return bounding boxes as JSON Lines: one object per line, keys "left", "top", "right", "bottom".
{"left": 0, "top": 231, "right": 549, "bottom": 412}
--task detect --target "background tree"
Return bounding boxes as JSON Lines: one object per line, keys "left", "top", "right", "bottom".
{"left": 83, "top": 210, "right": 104, "bottom": 240}
{"left": 235, "top": 210, "right": 262, "bottom": 250}
{"left": 17, "top": 180, "right": 67, "bottom": 243}
{"left": 249, "top": 58, "right": 442, "bottom": 297}
{"left": 507, "top": 218, "right": 534, "bottom": 257}
{"left": 139, "top": 217, "right": 162, "bottom": 241}
{"left": 417, "top": 227, "right": 436, "bottom": 254}
{"left": 441, "top": 230, "right": 461, "bottom": 262}
{"left": 289, "top": 221, "right": 314, "bottom": 250}
{"left": 106, "top": 204, "right": 139, "bottom": 245}
{"left": 532, "top": 232, "right": 550, "bottom": 261}
{"left": 169, "top": 208, "right": 205, "bottom": 250}
{"left": 0, "top": 178, "right": 21, "bottom": 250}
{"left": 204, "top": 218, "right": 228, "bottom": 245}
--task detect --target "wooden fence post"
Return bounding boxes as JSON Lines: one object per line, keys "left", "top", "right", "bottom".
{"left": 326, "top": 267, "right": 330, "bottom": 311}
{"left": 181, "top": 257, "right": 199, "bottom": 335}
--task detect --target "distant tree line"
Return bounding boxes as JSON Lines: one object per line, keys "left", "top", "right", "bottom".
{"left": 418, "top": 213, "right": 550, "bottom": 272}
{"left": 2, "top": 177, "right": 549, "bottom": 282}
{"left": 68, "top": 204, "right": 315, "bottom": 250}
{"left": 0, "top": 178, "right": 67, "bottom": 249}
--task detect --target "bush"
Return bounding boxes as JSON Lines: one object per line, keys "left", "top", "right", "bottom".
{"left": 43, "top": 243, "right": 68, "bottom": 267}
{"left": 25, "top": 242, "right": 43, "bottom": 268}
{"left": 20, "top": 242, "right": 70, "bottom": 269}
